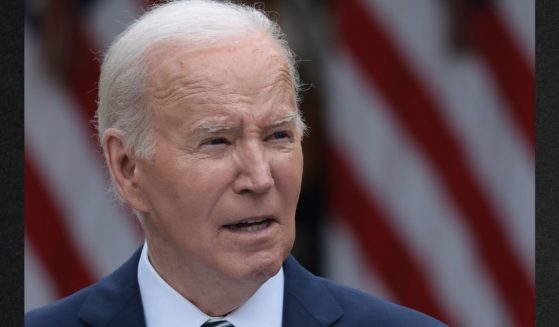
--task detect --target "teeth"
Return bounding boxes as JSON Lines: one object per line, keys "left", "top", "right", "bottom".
{"left": 235, "top": 223, "right": 268, "bottom": 232}
{"left": 227, "top": 219, "right": 271, "bottom": 232}
{"left": 240, "top": 218, "right": 267, "bottom": 224}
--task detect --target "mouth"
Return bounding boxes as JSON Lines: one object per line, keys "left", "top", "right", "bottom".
{"left": 222, "top": 217, "right": 275, "bottom": 233}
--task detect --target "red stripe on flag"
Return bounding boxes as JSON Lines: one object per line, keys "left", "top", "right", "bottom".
{"left": 43, "top": 0, "right": 141, "bottom": 234}
{"left": 469, "top": 5, "right": 534, "bottom": 150}
{"left": 25, "top": 155, "right": 95, "bottom": 297}
{"left": 38, "top": 0, "right": 100, "bottom": 138}
{"left": 328, "top": 148, "right": 453, "bottom": 325}
{"left": 338, "top": 1, "right": 533, "bottom": 326}
{"left": 62, "top": 11, "right": 100, "bottom": 141}
{"left": 142, "top": 0, "right": 162, "bottom": 10}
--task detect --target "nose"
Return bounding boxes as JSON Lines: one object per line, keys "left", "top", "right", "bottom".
{"left": 232, "top": 142, "right": 274, "bottom": 194}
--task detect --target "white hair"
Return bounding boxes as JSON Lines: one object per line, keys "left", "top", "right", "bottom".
{"left": 96, "top": 0, "right": 304, "bottom": 160}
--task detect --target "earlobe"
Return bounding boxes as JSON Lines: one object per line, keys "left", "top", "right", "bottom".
{"left": 102, "top": 128, "right": 149, "bottom": 212}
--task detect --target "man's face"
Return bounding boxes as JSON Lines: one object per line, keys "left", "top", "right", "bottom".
{"left": 133, "top": 35, "right": 303, "bottom": 285}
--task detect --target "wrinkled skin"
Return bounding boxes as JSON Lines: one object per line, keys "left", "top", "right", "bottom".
{"left": 104, "top": 33, "right": 303, "bottom": 315}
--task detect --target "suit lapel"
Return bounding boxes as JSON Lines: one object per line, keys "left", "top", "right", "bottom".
{"left": 77, "top": 247, "right": 147, "bottom": 327}
{"left": 74, "top": 250, "right": 342, "bottom": 326}
{"left": 282, "top": 255, "right": 344, "bottom": 327}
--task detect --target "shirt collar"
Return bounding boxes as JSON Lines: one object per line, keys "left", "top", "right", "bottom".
{"left": 138, "top": 243, "right": 284, "bottom": 327}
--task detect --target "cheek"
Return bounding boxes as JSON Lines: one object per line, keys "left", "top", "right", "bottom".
{"left": 273, "top": 151, "right": 304, "bottom": 201}
{"left": 138, "top": 160, "right": 204, "bottom": 221}
{"left": 172, "top": 161, "right": 237, "bottom": 213}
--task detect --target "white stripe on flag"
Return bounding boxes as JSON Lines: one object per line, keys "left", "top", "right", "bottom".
{"left": 323, "top": 50, "right": 513, "bottom": 327}
{"left": 25, "top": 238, "right": 57, "bottom": 312}
{"left": 495, "top": 0, "right": 535, "bottom": 64}
{"left": 358, "top": 0, "right": 534, "bottom": 275}
{"left": 25, "top": 29, "right": 142, "bottom": 280}
{"left": 323, "top": 216, "right": 393, "bottom": 301}
{"left": 85, "top": 0, "right": 142, "bottom": 50}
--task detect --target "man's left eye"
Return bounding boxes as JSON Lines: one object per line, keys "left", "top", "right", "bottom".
{"left": 269, "top": 131, "right": 290, "bottom": 140}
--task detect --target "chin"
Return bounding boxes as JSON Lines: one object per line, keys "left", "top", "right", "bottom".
{"left": 229, "top": 248, "right": 288, "bottom": 283}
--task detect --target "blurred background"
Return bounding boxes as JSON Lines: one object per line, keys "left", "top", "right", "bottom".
{"left": 24, "top": 0, "right": 534, "bottom": 326}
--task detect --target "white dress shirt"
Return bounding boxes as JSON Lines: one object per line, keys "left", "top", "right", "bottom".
{"left": 138, "top": 243, "right": 284, "bottom": 327}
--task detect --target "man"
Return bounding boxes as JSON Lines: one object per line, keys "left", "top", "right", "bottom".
{"left": 26, "top": 1, "right": 446, "bottom": 326}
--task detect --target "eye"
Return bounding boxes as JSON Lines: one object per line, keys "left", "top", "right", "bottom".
{"left": 268, "top": 131, "right": 290, "bottom": 140}
{"left": 202, "top": 137, "right": 230, "bottom": 146}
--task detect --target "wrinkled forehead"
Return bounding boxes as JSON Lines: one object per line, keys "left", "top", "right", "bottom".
{"left": 145, "top": 33, "right": 293, "bottom": 94}
{"left": 143, "top": 34, "right": 297, "bottom": 129}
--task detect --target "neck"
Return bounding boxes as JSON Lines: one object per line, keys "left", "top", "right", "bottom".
{"left": 181, "top": 279, "right": 260, "bottom": 316}
{"left": 145, "top": 241, "right": 268, "bottom": 316}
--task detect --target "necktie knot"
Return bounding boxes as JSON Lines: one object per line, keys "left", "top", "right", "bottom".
{"left": 201, "top": 319, "right": 234, "bottom": 327}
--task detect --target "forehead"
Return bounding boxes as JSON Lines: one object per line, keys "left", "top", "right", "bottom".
{"left": 145, "top": 34, "right": 296, "bottom": 127}
{"left": 147, "top": 34, "right": 292, "bottom": 100}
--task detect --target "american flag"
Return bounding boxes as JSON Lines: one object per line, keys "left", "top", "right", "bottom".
{"left": 24, "top": 1, "right": 534, "bottom": 326}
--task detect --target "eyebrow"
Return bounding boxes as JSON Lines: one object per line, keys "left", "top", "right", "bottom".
{"left": 195, "top": 124, "right": 233, "bottom": 133}
{"left": 270, "top": 112, "right": 297, "bottom": 128}
{"left": 192, "top": 123, "right": 235, "bottom": 136}
{"left": 191, "top": 112, "right": 298, "bottom": 136}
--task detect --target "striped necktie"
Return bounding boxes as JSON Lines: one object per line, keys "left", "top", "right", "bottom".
{"left": 200, "top": 319, "right": 234, "bottom": 327}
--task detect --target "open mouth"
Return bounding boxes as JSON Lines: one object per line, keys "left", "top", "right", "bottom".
{"left": 223, "top": 217, "right": 274, "bottom": 232}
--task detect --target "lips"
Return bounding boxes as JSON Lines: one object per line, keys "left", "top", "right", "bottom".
{"left": 222, "top": 217, "right": 275, "bottom": 232}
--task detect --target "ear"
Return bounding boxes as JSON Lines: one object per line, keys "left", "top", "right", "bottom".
{"left": 102, "top": 128, "right": 149, "bottom": 212}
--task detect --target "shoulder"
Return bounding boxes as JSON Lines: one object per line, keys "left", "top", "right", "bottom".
{"left": 25, "top": 247, "right": 144, "bottom": 327}
{"left": 25, "top": 284, "right": 95, "bottom": 327}
{"left": 318, "top": 276, "right": 447, "bottom": 326}
{"left": 282, "top": 255, "right": 446, "bottom": 326}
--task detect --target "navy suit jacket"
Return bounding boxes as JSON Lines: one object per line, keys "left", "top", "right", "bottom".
{"left": 26, "top": 248, "right": 446, "bottom": 326}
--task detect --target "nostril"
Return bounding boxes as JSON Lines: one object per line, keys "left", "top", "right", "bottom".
{"left": 233, "top": 166, "right": 274, "bottom": 195}
{"left": 232, "top": 145, "right": 274, "bottom": 194}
